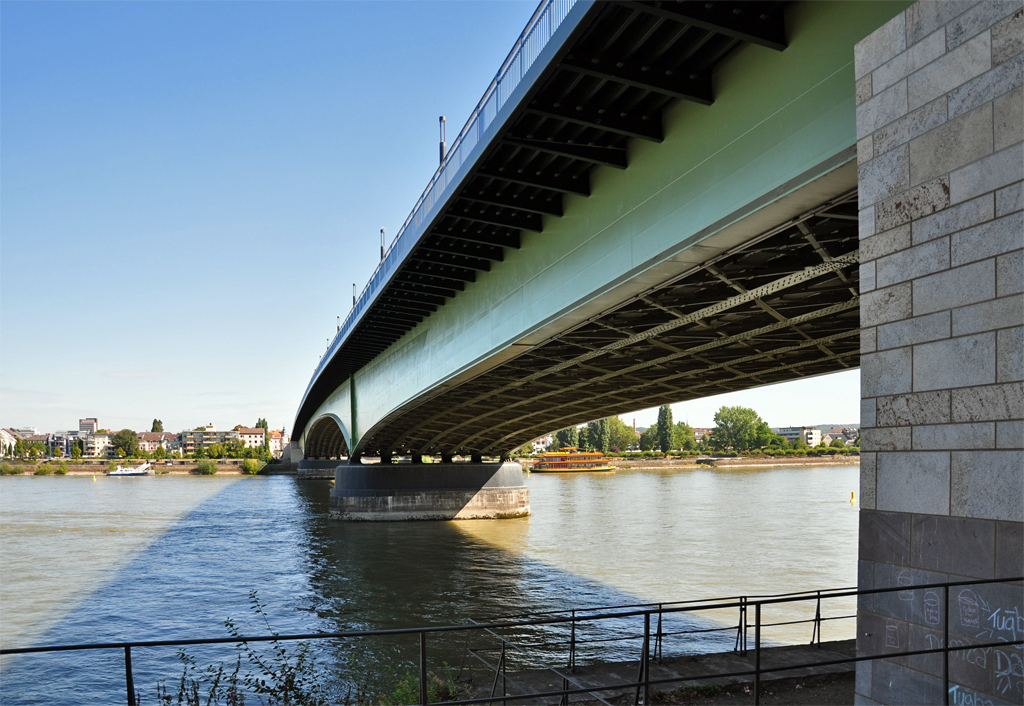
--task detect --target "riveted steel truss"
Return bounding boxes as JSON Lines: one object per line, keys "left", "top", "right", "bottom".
{"left": 355, "top": 190, "right": 860, "bottom": 458}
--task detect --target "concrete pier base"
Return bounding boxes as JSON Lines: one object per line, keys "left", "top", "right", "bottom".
{"left": 297, "top": 459, "right": 342, "bottom": 480}
{"left": 329, "top": 461, "right": 530, "bottom": 521}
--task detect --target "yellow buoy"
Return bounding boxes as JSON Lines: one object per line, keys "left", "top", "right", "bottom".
{"left": 92, "top": 475, "right": 96, "bottom": 482}
{"left": 851, "top": 491, "right": 856, "bottom": 503}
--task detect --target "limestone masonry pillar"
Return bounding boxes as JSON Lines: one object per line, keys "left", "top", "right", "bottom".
{"left": 854, "top": 2, "right": 1023, "bottom": 704}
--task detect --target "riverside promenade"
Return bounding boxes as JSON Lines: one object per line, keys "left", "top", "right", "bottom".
{"left": 466, "top": 639, "right": 856, "bottom": 704}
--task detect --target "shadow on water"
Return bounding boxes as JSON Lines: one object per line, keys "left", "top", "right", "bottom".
{"left": 2, "top": 477, "right": 724, "bottom": 705}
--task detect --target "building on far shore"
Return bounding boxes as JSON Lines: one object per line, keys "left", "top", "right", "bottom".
{"left": 138, "top": 432, "right": 176, "bottom": 454}
{"left": 531, "top": 434, "right": 553, "bottom": 453}
{"left": 267, "top": 429, "right": 289, "bottom": 457}
{"left": 178, "top": 425, "right": 239, "bottom": 455}
{"left": 237, "top": 427, "right": 266, "bottom": 449}
{"left": 773, "top": 427, "right": 822, "bottom": 446}
{"left": 86, "top": 431, "right": 112, "bottom": 457}
{"left": 79, "top": 418, "right": 98, "bottom": 435}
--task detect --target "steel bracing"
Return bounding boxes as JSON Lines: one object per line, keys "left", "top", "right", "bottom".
{"left": 294, "top": 0, "right": 790, "bottom": 440}
{"left": 355, "top": 191, "right": 859, "bottom": 458}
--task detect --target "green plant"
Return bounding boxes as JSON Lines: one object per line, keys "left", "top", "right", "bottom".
{"left": 194, "top": 459, "right": 217, "bottom": 475}
{"left": 380, "top": 664, "right": 461, "bottom": 706}
{"left": 162, "top": 591, "right": 330, "bottom": 705}
{"left": 158, "top": 469, "right": 170, "bottom": 475}
{"left": 55, "top": 463, "right": 68, "bottom": 475}
{"left": 34, "top": 465, "right": 54, "bottom": 476}
{"left": 1, "top": 463, "right": 23, "bottom": 475}
{"left": 241, "top": 459, "right": 264, "bottom": 475}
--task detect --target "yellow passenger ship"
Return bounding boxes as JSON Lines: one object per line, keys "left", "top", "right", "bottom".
{"left": 530, "top": 447, "right": 615, "bottom": 473}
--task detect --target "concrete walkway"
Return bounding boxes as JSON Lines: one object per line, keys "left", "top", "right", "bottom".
{"left": 466, "top": 639, "right": 856, "bottom": 704}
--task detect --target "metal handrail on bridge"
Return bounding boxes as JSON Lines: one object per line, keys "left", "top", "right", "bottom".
{"left": 3, "top": 576, "right": 1021, "bottom": 706}
{"left": 306, "top": 0, "right": 577, "bottom": 394}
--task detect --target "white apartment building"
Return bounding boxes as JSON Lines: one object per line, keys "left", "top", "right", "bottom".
{"left": 138, "top": 432, "right": 175, "bottom": 453}
{"left": 774, "top": 427, "right": 822, "bottom": 446}
{"left": 532, "top": 435, "right": 553, "bottom": 453}
{"left": 86, "top": 432, "right": 112, "bottom": 457}
{"left": 237, "top": 427, "right": 266, "bottom": 449}
{"left": 267, "top": 430, "right": 289, "bottom": 457}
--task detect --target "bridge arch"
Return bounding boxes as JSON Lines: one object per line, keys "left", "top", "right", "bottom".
{"left": 303, "top": 414, "right": 350, "bottom": 460}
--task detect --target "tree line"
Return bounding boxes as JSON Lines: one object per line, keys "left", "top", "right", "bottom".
{"left": 546, "top": 405, "right": 857, "bottom": 455}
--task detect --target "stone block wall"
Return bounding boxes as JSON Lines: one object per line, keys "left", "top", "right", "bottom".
{"left": 855, "top": 2, "right": 1023, "bottom": 704}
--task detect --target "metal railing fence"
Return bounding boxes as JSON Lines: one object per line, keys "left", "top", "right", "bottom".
{"left": 3, "top": 576, "right": 1021, "bottom": 706}
{"left": 304, "top": 0, "right": 577, "bottom": 394}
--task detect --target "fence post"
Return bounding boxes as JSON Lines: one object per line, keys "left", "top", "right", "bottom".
{"left": 643, "top": 612, "right": 650, "bottom": 706}
{"left": 569, "top": 610, "right": 576, "bottom": 672}
{"left": 754, "top": 603, "right": 761, "bottom": 706}
{"left": 811, "top": 591, "right": 822, "bottom": 646}
{"left": 124, "top": 646, "right": 135, "bottom": 706}
{"left": 656, "top": 605, "right": 663, "bottom": 663}
{"left": 420, "top": 631, "right": 428, "bottom": 705}
{"left": 943, "top": 585, "right": 949, "bottom": 705}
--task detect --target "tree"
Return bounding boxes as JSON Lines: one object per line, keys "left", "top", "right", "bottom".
{"left": 14, "top": 439, "right": 25, "bottom": 458}
{"left": 255, "top": 418, "right": 268, "bottom": 430}
{"left": 554, "top": 426, "right": 579, "bottom": 450}
{"left": 153, "top": 446, "right": 167, "bottom": 459}
{"left": 209, "top": 443, "right": 225, "bottom": 459}
{"left": 151, "top": 419, "right": 163, "bottom": 433}
{"left": 578, "top": 424, "right": 592, "bottom": 451}
{"left": 710, "top": 406, "right": 773, "bottom": 451}
{"left": 639, "top": 424, "right": 659, "bottom": 451}
{"left": 591, "top": 418, "right": 610, "bottom": 453}
{"left": 657, "top": 405, "right": 673, "bottom": 452}
{"left": 608, "top": 417, "right": 638, "bottom": 451}
{"left": 673, "top": 421, "right": 695, "bottom": 450}
{"left": 792, "top": 436, "right": 809, "bottom": 450}
{"left": 111, "top": 429, "right": 140, "bottom": 457}
{"left": 71, "top": 443, "right": 83, "bottom": 459}
{"left": 830, "top": 438, "right": 847, "bottom": 448}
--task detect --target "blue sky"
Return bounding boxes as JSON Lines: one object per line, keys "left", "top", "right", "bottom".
{"left": 1, "top": 1, "right": 860, "bottom": 435}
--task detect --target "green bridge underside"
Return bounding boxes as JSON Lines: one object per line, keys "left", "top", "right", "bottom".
{"left": 302, "top": 1, "right": 908, "bottom": 461}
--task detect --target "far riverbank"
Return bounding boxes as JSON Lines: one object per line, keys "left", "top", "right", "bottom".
{"left": 608, "top": 455, "right": 859, "bottom": 470}
{"left": 0, "top": 460, "right": 283, "bottom": 476}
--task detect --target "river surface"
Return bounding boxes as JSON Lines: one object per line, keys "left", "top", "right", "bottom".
{"left": 0, "top": 465, "right": 859, "bottom": 704}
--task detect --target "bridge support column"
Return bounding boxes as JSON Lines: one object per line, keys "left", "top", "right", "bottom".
{"left": 329, "top": 461, "right": 530, "bottom": 521}
{"left": 855, "top": 4, "right": 1022, "bottom": 704}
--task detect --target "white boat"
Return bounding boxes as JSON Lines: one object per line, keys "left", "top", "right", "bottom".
{"left": 106, "top": 462, "right": 152, "bottom": 476}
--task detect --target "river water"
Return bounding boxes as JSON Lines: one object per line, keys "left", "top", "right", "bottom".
{"left": 0, "top": 465, "right": 859, "bottom": 703}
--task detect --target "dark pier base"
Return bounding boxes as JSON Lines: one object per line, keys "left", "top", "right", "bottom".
{"left": 329, "top": 461, "right": 530, "bottom": 521}
{"left": 296, "top": 459, "right": 343, "bottom": 480}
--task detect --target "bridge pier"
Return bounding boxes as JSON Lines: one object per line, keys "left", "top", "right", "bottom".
{"left": 855, "top": 3, "right": 1022, "bottom": 704}
{"left": 329, "top": 461, "right": 530, "bottom": 521}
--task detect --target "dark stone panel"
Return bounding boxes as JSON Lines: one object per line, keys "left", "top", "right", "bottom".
{"left": 860, "top": 560, "right": 875, "bottom": 612}
{"left": 911, "top": 515, "right": 995, "bottom": 579}
{"left": 995, "top": 521, "right": 1024, "bottom": 580}
{"left": 861, "top": 510, "right": 912, "bottom": 566}
{"left": 856, "top": 657, "right": 873, "bottom": 699}
{"left": 906, "top": 622, "right": 944, "bottom": 678}
{"left": 947, "top": 581, "right": 1024, "bottom": 640}
{"left": 871, "top": 658, "right": 945, "bottom": 705}
{"left": 873, "top": 563, "right": 948, "bottom": 627}
{"left": 989, "top": 644, "right": 1024, "bottom": 703}
{"left": 859, "top": 610, "right": 910, "bottom": 660}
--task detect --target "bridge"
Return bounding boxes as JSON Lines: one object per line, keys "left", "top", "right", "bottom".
{"left": 294, "top": 0, "right": 879, "bottom": 464}
{"left": 292, "top": 1, "right": 1022, "bottom": 703}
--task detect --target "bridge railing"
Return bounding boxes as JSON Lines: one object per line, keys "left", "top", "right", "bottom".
{"left": 306, "top": 0, "right": 578, "bottom": 395}
{"left": 4, "top": 576, "right": 1021, "bottom": 705}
